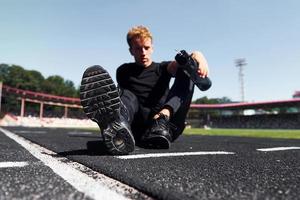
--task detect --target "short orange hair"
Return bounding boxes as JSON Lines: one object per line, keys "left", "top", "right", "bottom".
{"left": 127, "top": 25, "right": 153, "bottom": 47}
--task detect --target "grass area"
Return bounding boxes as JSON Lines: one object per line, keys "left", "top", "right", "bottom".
{"left": 81, "top": 126, "right": 300, "bottom": 140}
{"left": 183, "top": 128, "right": 300, "bottom": 140}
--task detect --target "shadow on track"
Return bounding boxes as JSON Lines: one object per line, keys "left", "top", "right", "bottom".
{"left": 57, "top": 140, "right": 110, "bottom": 156}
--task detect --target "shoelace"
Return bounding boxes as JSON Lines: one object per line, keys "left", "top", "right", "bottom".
{"left": 154, "top": 113, "right": 177, "bottom": 131}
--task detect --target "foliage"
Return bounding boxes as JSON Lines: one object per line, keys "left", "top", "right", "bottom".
{"left": 190, "top": 96, "right": 233, "bottom": 118}
{"left": 184, "top": 128, "right": 300, "bottom": 140}
{"left": 0, "top": 64, "right": 10, "bottom": 82}
{"left": 192, "top": 96, "right": 232, "bottom": 104}
{"left": 0, "top": 63, "right": 79, "bottom": 97}
{"left": 0, "top": 63, "right": 79, "bottom": 115}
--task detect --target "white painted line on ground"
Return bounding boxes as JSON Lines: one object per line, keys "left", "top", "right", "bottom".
{"left": 67, "top": 131, "right": 93, "bottom": 135}
{"left": 116, "top": 151, "right": 235, "bottom": 160}
{"left": 257, "top": 147, "right": 300, "bottom": 152}
{"left": 0, "top": 161, "right": 28, "bottom": 168}
{"left": 15, "top": 130, "right": 46, "bottom": 134}
{"left": 0, "top": 128, "right": 150, "bottom": 200}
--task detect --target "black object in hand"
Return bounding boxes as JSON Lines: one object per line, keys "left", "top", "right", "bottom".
{"left": 175, "top": 50, "right": 212, "bottom": 91}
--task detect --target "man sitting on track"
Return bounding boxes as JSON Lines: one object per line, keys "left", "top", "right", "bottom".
{"left": 80, "top": 25, "right": 211, "bottom": 155}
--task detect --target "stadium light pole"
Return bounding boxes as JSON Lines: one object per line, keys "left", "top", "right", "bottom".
{"left": 235, "top": 58, "right": 247, "bottom": 102}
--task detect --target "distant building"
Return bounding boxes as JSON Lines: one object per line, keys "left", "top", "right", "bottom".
{"left": 293, "top": 91, "right": 300, "bottom": 98}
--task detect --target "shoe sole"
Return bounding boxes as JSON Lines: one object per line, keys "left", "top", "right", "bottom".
{"left": 80, "top": 65, "right": 134, "bottom": 155}
{"left": 102, "top": 120, "right": 135, "bottom": 155}
{"left": 144, "top": 135, "right": 171, "bottom": 149}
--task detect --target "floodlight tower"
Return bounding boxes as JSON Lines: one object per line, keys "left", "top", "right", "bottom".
{"left": 235, "top": 58, "right": 247, "bottom": 102}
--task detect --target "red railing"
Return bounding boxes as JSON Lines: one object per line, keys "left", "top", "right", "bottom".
{"left": 2, "top": 84, "right": 300, "bottom": 110}
{"left": 190, "top": 98, "right": 300, "bottom": 109}
{"left": 2, "top": 84, "right": 81, "bottom": 105}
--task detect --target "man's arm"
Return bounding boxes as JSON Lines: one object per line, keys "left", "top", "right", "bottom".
{"left": 167, "top": 51, "right": 209, "bottom": 77}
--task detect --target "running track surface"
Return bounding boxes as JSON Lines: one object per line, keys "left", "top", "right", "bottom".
{"left": 1, "top": 126, "right": 300, "bottom": 200}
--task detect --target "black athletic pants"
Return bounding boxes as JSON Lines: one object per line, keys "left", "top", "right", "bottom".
{"left": 120, "top": 68, "right": 194, "bottom": 142}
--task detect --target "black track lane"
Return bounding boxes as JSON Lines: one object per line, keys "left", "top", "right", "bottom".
{"left": 4, "top": 126, "right": 300, "bottom": 200}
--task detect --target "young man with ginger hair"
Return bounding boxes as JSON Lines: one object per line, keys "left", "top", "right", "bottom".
{"left": 80, "top": 25, "right": 211, "bottom": 155}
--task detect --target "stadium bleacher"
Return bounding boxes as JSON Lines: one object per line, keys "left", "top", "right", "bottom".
{"left": 205, "top": 113, "right": 300, "bottom": 129}
{"left": 0, "top": 114, "right": 98, "bottom": 128}
{"left": 1, "top": 84, "right": 300, "bottom": 129}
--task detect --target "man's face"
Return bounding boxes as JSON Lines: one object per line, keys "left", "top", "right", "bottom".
{"left": 129, "top": 37, "right": 153, "bottom": 67}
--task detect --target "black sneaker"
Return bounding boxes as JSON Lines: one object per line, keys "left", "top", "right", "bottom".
{"left": 80, "top": 65, "right": 135, "bottom": 155}
{"left": 175, "top": 50, "right": 212, "bottom": 91}
{"left": 141, "top": 114, "right": 172, "bottom": 149}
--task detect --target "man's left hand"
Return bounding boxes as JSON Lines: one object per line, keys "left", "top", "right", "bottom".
{"left": 191, "top": 51, "right": 209, "bottom": 78}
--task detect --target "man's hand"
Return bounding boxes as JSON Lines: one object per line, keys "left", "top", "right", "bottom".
{"left": 191, "top": 51, "right": 209, "bottom": 78}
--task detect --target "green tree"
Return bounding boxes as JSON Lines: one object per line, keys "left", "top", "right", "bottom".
{"left": 25, "top": 70, "right": 45, "bottom": 91}
{"left": 43, "top": 75, "right": 65, "bottom": 95}
{"left": 0, "top": 64, "right": 10, "bottom": 82}
{"left": 193, "top": 96, "right": 232, "bottom": 104}
{"left": 64, "top": 80, "right": 79, "bottom": 97}
{"left": 0, "top": 63, "right": 80, "bottom": 116}
{"left": 42, "top": 75, "right": 78, "bottom": 97}
{"left": 5, "top": 65, "right": 26, "bottom": 88}
{"left": 3, "top": 65, "right": 46, "bottom": 91}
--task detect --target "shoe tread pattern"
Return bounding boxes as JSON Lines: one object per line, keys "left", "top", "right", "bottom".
{"left": 102, "top": 121, "right": 135, "bottom": 155}
{"left": 80, "top": 65, "right": 120, "bottom": 127}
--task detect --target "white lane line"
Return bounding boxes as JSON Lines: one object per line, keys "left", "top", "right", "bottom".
{"left": 257, "top": 147, "right": 300, "bottom": 152}
{"left": 67, "top": 131, "right": 93, "bottom": 135}
{"left": 116, "top": 151, "right": 235, "bottom": 160}
{"left": 0, "top": 161, "right": 28, "bottom": 168}
{"left": 15, "top": 130, "right": 46, "bottom": 134}
{"left": 0, "top": 128, "right": 149, "bottom": 200}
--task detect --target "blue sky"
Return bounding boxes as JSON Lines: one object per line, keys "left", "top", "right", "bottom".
{"left": 1, "top": 0, "right": 299, "bottom": 102}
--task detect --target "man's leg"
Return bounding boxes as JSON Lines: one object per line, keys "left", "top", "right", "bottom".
{"left": 120, "top": 89, "right": 153, "bottom": 143}
{"left": 142, "top": 68, "right": 194, "bottom": 148}
{"left": 119, "top": 88, "right": 139, "bottom": 125}
{"left": 164, "top": 68, "right": 195, "bottom": 141}
{"left": 80, "top": 65, "right": 135, "bottom": 155}
{"left": 169, "top": 85, "right": 194, "bottom": 141}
